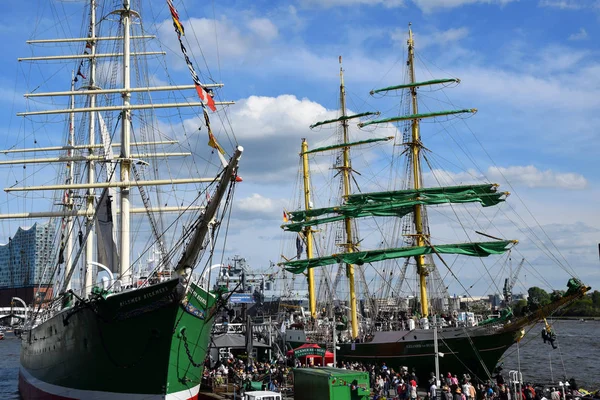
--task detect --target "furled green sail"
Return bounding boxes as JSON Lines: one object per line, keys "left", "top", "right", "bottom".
{"left": 370, "top": 78, "right": 460, "bottom": 95}
{"left": 302, "top": 137, "right": 393, "bottom": 155}
{"left": 282, "top": 184, "right": 507, "bottom": 232}
{"left": 282, "top": 240, "right": 516, "bottom": 274}
{"left": 310, "top": 111, "right": 380, "bottom": 129}
{"left": 347, "top": 184, "right": 504, "bottom": 207}
{"left": 358, "top": 109, "right": 476, "bottom": 128}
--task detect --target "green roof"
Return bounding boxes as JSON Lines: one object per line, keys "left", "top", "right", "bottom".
{"left": 293, "top": 367, "right": 369, "bottom": 379}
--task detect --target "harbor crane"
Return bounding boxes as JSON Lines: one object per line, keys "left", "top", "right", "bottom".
{"left": 503, "top": 257, "right": 525, "bottom": 305}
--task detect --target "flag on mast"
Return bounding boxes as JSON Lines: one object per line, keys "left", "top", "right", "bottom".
{"left": 166, "top": 0, "right": 216, "bottom": 112}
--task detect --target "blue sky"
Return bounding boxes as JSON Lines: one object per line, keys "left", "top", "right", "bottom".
{"left": 0, "top": 0, "right": 598, "bottom": 298}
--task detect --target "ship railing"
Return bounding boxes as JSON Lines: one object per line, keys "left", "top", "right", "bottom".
{"left": 374, "top": 320, "right": 407, "bottom": 331}
{"left": 509, "top": 370, "right": 523, "bottom": 400}
{"left": 214, "top": 320, "right": 274, "bottom": 335}
{"left": 210, "top": 374, "right": 234, "bottom": 394}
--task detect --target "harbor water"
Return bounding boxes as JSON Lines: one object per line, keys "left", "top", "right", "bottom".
{"left": 500, "top": 319, "right": 600, "bottom": 388}
{"left": 1, "top": 320, "right": 598, "bottom": 399}
{"left": 1, "top": 333, "right": 21, "bottom": 400}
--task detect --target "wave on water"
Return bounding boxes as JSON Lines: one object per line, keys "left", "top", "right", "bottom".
{"left": 502, "top": 320, "right": 600, "bottom": 388}
{"left": 0, "top": 335, "right": 21, "bottom": 400}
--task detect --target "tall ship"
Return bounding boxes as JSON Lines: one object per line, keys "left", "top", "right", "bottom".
{"left": 279, "top": 25, "right": 589, "bottom": 383}
{"left": 2, "top": 1, "right": 243, "bottom": 399}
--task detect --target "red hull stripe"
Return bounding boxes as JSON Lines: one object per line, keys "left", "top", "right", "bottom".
{"left": 19, "top": 367, "right": 200, "bottom": 400}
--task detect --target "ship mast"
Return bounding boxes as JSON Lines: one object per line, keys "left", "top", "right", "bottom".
{"left": 301, "top": 139, "right": 317, "bottom": 319}
{"left": 406, "top": 24, "right": 430, "bottom": 317}
{"left": 284, "top": 58, "right": 380, "bottom": 335}
{"left": 64, "top": 73, "right": 76, "bottom": 292}
{"left": 338, "top": 57, "right": 359, "bottom": 338}
{"left": 119, "top": 0, "right": 134, "bottom": 287}
{"left": 84, "top": 0, "right": 98, "bottom": 298}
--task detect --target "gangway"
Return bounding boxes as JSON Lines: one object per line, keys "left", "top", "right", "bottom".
{"left": 0, "top": 306, "right": 28, "bottom": 321}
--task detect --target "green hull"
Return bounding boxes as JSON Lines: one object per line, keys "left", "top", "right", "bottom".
{"left": 19, "top": 278, "right": 216, "bottom": 399}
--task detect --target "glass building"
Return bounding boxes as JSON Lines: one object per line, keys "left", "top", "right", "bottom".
{"left": 0, "top": 221, "right": 56, "bottom": 306}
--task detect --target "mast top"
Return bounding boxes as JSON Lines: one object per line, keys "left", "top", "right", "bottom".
{"left": 339, "top": 55, "right": 345, "bottom": 87}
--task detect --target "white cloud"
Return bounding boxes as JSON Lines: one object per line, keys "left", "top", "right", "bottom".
{"left": 148, "top": 74, "right": 170, "bottom": 87}
{"left": 179, "top": 94, "right": 341, "bottom": 184}
{"left": 231, "top": 94, "right": 331, "bottom": 139}
{"left": 539, "top": 0, "right": 600, "bottom": 9}
{"left": 247, "top": 18, "right": 279, "bottom": 41}
{"left": 299, "top": 0, "right": 518, "bottom": 11}
{"left": 212, "top": 21, "right": 600, "bottom": 123}
{"left": 392, "top": 27, "right": 470, "bottom": 49}
{"left": 157, "top": 16, "right": 280, "bottom": 70}
{"left": 285, "top": 6, "right": 305, "bottom": 31}
{"left": 487, "top": 166, "right": 588, "bottom": 189}
{"left": 534, "top": 45, "right": 589, "bottom": 72}
{"left": 425, "top": 165, "right": 588, "bottom": 190}
{"left": 235, "top": 193, "right": 286, "bottom": 220}
{"left": 298, "top": 0, "right": 405, "bottom": 8}
{"left": 0, "top": 86, "right": 24, "bottom": 106}
{"left": 457, "top": 64, "right": 600, "bottom": 112}
{"left": 184, "top": 17, "right": 250, "bottom": 58}
{"left": 412, "top": 0, "right": 518, "bottom": 13}
{"left": 568, "top": 27, "right": 588, "bottom": 40}
{"left": 424, "top": 168, "right": 481, "bottom": 187}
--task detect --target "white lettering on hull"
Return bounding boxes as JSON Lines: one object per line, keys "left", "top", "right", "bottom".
{"left": 119, "top": 286, "right": 169, "bottom": 308}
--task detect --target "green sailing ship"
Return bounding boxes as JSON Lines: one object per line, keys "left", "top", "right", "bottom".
{"left": 2, "top": 1, "right": 242, "bottom": 399}
{"left": 280, "top": 25, "right": 589, "bottom": 383}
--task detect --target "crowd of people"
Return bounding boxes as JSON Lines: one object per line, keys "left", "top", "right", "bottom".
{"left": 358, "top": 362, "right": 580, "bottom": 400}
{"left": 202, "top": 354, "right": 580, "bottom": 400}
{"left": 203, "top": 355, "right": 293, "bottom": 393}
{"left": 336, "top": 361, "right": 483, "bottom": 400}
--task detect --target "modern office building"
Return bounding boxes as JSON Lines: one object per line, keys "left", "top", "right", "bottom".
{"left": 0, "top": 221, "right": 56, "bottom": 306}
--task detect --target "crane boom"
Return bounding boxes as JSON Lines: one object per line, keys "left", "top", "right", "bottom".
{"left": 503, "top": 257, "right": 525, "bottom": 304}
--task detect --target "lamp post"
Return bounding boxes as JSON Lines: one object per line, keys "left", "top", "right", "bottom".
{"left": 433, "top": 316, "right": 440, "bottom": 388}
{"left": 88, "top": 261, "right": 114, "bottom": 289}
{"left": 200, "top": 263, "right": 223, "bottom": 290}
{"left": 559, "top": 381, "right": 563, "bottom": 400}
{"left": 11, "top": 297, "right": 28, "bottom": 322}
{"left": 559, "top": 381, "right": 570, "bottom": 400}
{"left": 332, "top": 320, "right": 337, "bottom": 367}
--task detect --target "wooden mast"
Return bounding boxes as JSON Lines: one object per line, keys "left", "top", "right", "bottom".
{"left": 339, "top": 56, "right": 359, "bottom": 339}
{"left": 295, "top": 59, "right": 380, "bottom": 323}
{"left": 301, "top": 139, "right": 317, "bottom": 318}
{"left": 407, "top": 24, "right": 429, "bottom": 317}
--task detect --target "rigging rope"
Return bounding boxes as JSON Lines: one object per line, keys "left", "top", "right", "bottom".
{"left": 517, "top": 340, "right": 521, "bottom": 376}
{"left": 462, "top": 326, "right": 493, "bottom": 381}
{"left": 165, "top": 1, "right": 215, "bottom": 112}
